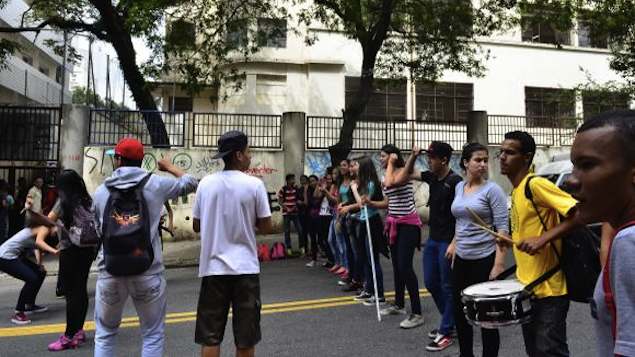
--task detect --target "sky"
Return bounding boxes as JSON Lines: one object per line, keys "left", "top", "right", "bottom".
{"left": 69, "top": 36, "right": 152, "bottom": 110}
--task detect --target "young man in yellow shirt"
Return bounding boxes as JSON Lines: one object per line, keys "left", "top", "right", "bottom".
{"left": 499, "top": 131, "right": 580, "bottom": 357}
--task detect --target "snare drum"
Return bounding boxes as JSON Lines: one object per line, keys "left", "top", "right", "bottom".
{"left": 461, "top": 280, "right": 532, "bottom": 329}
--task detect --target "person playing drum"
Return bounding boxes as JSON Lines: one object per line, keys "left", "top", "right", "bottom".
{"left": 449, "top": 142, "right": 509, "bottom": 357}
{"left": 499, "top": 131, "right": 580, "bottom": 357}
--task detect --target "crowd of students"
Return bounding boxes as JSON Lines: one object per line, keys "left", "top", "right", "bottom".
{"left": 1, "top": 109, "right": 635, "bottom": 357}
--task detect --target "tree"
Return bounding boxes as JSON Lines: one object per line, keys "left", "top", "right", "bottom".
{"left": 0, "top": 0, "right": 288, "bottom": 146}
{"left": 298, "top": 0, "right": 513, "bottom": 164}
{"left": 72, "top": 86, "right": 130, "bottom": 110}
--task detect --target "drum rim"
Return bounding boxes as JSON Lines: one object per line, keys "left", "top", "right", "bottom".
{"left": 461, "top": 280, "right": 525, "bottom": 298}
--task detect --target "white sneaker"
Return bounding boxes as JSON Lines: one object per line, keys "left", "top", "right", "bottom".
{"left": 380, "top": 304, "right": 407, "bottom": 316}
{"left": 362, "top": 296, "right": 386, "bottom": 306}
{"left": 400, "top": 314, "right": 425, "bottom": 329}
{"left": 305, "top": 260, "right": 316, "bottom": 267}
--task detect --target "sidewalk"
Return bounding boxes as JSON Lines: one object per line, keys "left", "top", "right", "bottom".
{"left": 34, "top": 233, "right": 286, "bottom": 276}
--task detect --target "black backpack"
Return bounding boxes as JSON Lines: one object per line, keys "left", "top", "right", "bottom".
{"left": 102, "top": 174, "right": 154, "bottom": 276}
{"left": 524, "top": 175, "right": 601, "bottom": 303}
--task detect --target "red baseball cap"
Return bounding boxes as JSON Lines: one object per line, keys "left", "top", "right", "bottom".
{"left": 110, "top": 138, "right": 144, "bottom": 161}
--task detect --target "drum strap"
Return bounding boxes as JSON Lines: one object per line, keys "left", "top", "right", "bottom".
{"left": 604, "top": 220, "right": 635, "bottom": 346}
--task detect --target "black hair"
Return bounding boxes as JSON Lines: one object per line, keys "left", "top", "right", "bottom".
{"left": 578, "top": 110, "right": 635, "bottom": 163}
{"left": 380, "top": 144, "right": 405, "bottom": 167}
{"left": 356, "top": 156, "right": 383, "bottom": 201}
{"left": 300, "top": 175, "right": 309, "bottom": 180}
{"left": 119, "top": 157, "right": 142, "bottom": 168}
{"left": 285, "top": 173, "right": 295, "bottom": 181}
{"left": 460, "top": 142, "right": 488, "bottom": 170}
{"left": 309, "top": 175, "right": 319, "bottom": 181}
{"left": 504, "top": 131, "right": 536, "bottom": 167}
{"left": 0, "top": 179, "right": 7, "bottom": 193}
{"left": 326, "top": 166, "right": 333, "bottom": 175}
{"left": 56, "top": 169, "right": 92, "bottom": 230}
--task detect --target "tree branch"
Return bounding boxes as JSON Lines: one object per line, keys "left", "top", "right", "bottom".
{"left": 315, "top": 0, "right": 367, "bottom": 42}
{"left": 0, "top": 17, "right": 108, "bottom": 41}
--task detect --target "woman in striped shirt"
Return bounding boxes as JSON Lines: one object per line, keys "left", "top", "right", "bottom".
{"left": 365, "top": 144, "right": 424, "bottom": 329}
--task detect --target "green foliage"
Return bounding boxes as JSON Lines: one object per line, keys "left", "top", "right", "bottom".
{"left": 72, "top": 86, "right": 130, "bottom": 110}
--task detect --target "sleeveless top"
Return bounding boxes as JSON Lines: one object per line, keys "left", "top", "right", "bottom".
{"left": 383, "top": 182, "right": 416, "bottom": 217}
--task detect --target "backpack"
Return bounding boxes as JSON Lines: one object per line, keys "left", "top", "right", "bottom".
{"left": 67, "top": 204, "right": 99, "bottom": 247}
{"left": 524, "top": 175, "right": 601, "bottom": 303}
{"left": 258, "top": 243, "right": 271, "bottom": 262}
{"left": 102, "top": 174, "right": 153, "bottom": 276}
{"left": 270, "top": 242, "right": 286, "bottom": 260}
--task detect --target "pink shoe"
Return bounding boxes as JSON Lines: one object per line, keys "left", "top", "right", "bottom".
{"left": 48, "top": 334, "right": 78, "bottom": 351}
{"left": 72, "top": 329, "right": 86, "bottom": 344}
{"left": 328, "top": 265, "right": 341, "bottom": 273}
{"left": 334, "top": 267, "right": 346, "bottom": 275}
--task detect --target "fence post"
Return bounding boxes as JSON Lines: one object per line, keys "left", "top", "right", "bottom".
{"left": 282, "top": 112, "right": 306, "bottom": 176}
{"left": 60, "top": 104, "right": 90, "bottom": 173}
{"left": 467, "top": 111, "right": 488, "bottom": 145}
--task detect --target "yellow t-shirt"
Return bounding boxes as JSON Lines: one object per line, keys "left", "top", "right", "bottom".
{"left": 511, "top": 174, "right": 577, "bottom": 298}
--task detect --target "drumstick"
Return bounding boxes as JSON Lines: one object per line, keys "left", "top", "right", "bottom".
{"left": 465, "top": 207, "right": 516, "bottom": 245}
{"left": 466, "top": 207, "right": 490, "bottom": 230}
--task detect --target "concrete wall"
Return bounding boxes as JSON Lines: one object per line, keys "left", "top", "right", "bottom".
{"left": 82, "top": 146, "right": 285, "bottom": 239}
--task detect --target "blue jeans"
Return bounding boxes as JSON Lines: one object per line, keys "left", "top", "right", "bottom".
{"left": 423, "top": 239, "right": 454, "bottom": 335}
{"left": 332, "top": 216, "right": 350, "bottom": 269}
{"left": 94, "top": 273, "right": 167, "bottom": 357}
{"left": 0, "top": 257, "right": 46, "bottom": 311}
{"left": 328, "top": 218, "right": 341, "bottom": 265}
{"left": 283, "top": 215, "right": 302, "bottom": 250}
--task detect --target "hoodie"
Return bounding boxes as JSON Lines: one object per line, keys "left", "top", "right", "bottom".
{"left": 93, "top": 166, "right": 198, "bottom": 277}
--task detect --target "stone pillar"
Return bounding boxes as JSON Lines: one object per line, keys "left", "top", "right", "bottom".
{"left": 59, "top": 104, "right": 90, "bottom": 173}
{"left": 467, "top": 110, "right": 488, "bottom": 145}
{"left": 282, "top": 112, "right": 306, "bottom": 176}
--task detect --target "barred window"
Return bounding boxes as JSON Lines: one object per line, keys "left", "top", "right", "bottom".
{"left": 521, "top": 11, "right": 571, "bottom": 45}
{"left": 525, "top": 87, "right": 575, "bottom": 127}
{"left": 583, "top": 91, "right": 630, "bottom": 119}
{"left": 345, "top": 77, "right": 407, "bottom": 121}
{"left": 167, "top": 20, "right": 196, "bottom": 49}
{"left": 415, "top": 82, "right": 473, "bottom": 123}
{"left": 257, "top": 18, "right": 287, "bottom": 48}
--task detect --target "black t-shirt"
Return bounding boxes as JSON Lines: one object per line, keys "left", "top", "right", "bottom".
{"left": 421, "top": 170, "right": 462, "bottom": 242}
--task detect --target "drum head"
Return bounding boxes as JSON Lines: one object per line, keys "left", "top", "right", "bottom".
{"left": 462, "top": 280, "right": 525, "bottom": 297}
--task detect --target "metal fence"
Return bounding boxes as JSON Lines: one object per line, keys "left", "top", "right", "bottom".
{"left": 488, "top": 115, "right": 582, "bottom": 146}
{"left": 192, "top": 113, "right": 282, "bottom": 149}
{"left": 88, "top": 110, "right": 283, "bottom": 149}
{"left": 89, "top": 109, "right": 188, "bottom": 147}
{"left": 306, "top": 116, "right": 468, "bottom": 151}
{"left": 0, "top": 106, "right": 61, "bottom": 162}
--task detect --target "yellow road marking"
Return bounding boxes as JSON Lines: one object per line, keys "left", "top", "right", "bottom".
{"left": 0, "top": 290, "right": 429, "bottom": 337}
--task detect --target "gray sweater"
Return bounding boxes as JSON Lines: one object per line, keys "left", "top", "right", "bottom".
{"left": 93, "top": 166, "right": 198, "bottom": 277}
{"left": 451, "top": 180, "right": 509, "bottom": 260}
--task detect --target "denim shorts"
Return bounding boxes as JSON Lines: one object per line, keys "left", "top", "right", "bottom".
{"left": 195, "top": 274, "right": 261, "bottom": 348}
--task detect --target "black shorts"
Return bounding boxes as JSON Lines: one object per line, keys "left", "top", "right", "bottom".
{"left": 194, "top": 274, "right": 261, "bottom": 348}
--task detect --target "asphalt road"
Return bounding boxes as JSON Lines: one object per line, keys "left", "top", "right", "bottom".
{"left": 0, "top": 250, "right": 597, "bottom": 357}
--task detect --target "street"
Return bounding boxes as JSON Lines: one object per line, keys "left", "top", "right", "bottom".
{"left": 0, "top": 251, "right": 597, "bottom": 357}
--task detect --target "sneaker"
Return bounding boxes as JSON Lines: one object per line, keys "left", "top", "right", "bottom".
{"left": 11, "top": 312, "right": 31, "bottom": 325}
{"left": 426, "top": 334, "right": 454, "bottom": 352}
{"left": 341, "top": 282, "right": 361, "bottom": 292}
{"left": 400, "top": 314, "right": 425, "bottom": 329}
{"left": 72, "top": 330, "right": 87, "bottom": 345}
{"left": 322, "top": 261, "right": 334, "bottom": 268}
{"left": 380, "top": 304, "right": 407, "bottom": 316}
{"left": 23, "top": 304, "right": 48, "bottom": 314}
{"left": 354, "top": 291, "right": 372, "bottom": 301}
{"left": 55, "top": 287, "right": 65, "bottom": 299}
{"left": 334, "top": 266, "right": 346, "bottom": 275}
{"left": 337, "top": 280, "right": 348, "bottom": 286}
{"left": 362, "top": 296, "right": 386, "bottom": 306}
{"left": 338, "top": 272, "right": 349, "bottom": 281}
{"left": 428, "top": 328, "right": 456, "bottom": 339}
{"left": 299, "top": 247, "right": 306, "bottom": 256}
{"left": 286, "top": 249, "right": 293, "bottom": 257}
{"left": 329, "top": 264, "right": 341, "bottom": 273}
{"left": 306, "top": 260, "right": 316, "bottom": 267}
{"left": 48, "top": 335, "right": 78, "bottom": 351}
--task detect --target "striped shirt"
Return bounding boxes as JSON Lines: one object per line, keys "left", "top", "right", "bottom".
{"left": 383, "top": 182, "right": 416, "bottom": 217}
{"left": 279, "top": 185, "right": 299, "bottom": 215}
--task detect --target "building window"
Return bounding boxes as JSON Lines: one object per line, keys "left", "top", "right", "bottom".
{"left": 525, "top": 87, "right": 575, "bottom": 127}
{"left": 167, "top": 20, "right": 196, "bottom": 50}
{"left": 415, "top": 82, "right": 473, "bottom": 123}
{"left": 257, "top": 18, "right": 287, "bottom": 48}
{"left": 521, "top": 11, "right": 571, "bottom": 45}
{"left": 583, "top": 91, "right": 630, "bottom": 119}
{"left": 226, "top": 19, "right": 248, "bottom": 49}
{"left": 22, "top": 55, "right": 33, "bottom": 65}
{"left": 345, "top": 77, "right": 407, "bottom": 121}
{"left": 577, "top": 19, "right": 608, "bottom": 49}
{"left": 55, "top": 65, "right": 63, "bottom": 84}
{"left": 39, "top": 66, "right": 50, "bottom": 76}
{"left": 168, "top": 97, "right": 193, "bottom": 112}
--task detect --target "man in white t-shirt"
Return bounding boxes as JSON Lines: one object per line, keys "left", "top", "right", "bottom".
{"left": 193, "top": 131, "right": 273, "bottom": 357}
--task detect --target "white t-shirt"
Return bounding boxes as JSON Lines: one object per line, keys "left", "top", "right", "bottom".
{"left": 193, "top": 170, "right": 271, "bottom": 277}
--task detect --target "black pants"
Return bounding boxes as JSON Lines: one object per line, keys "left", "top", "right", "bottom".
{"left": 59, "top": 245, "right": 96, "bottom": 337}
{"left": 299, "top": 213, "right": 309, "bottom": 250}
{"left": 452, "top": 253, "right": 499, "bottom": 357}
{"left": 390, "top": 224, "right": 422, "bottom": 315}
{"left": 348, "top": 218, "right": 366, "bottom": 284}
{"left": 522, "top": 296, "right": 570, "bottom": 357}
{"left": 316, "top": 215, "right": 334, "bottom": 263}
{"left": 0, "top": 257, "right": 46, "bottom": 311}
{"left": 308, "top": 215, "right": 320, "bottom": 259}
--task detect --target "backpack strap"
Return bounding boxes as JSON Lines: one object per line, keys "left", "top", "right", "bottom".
{"left": 604, "top": 220, "right": 635, "bottom": 344}
{"left": 522, "top": 175, "right": 562, "bottom": 293}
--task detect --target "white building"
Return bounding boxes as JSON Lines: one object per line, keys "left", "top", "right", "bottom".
{"left": 0, "top": 0, "right": 72, "bottom": 105}
{"left": 153, "top": 5, "right": 632, "bottom": 118}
